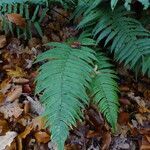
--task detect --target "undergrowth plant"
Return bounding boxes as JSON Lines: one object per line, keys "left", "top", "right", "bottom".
{"left": 35, "top": 33, "right": 119, "bottom": 149}
{"left": 0, "top": 0, "right": 149, "bottom": 149}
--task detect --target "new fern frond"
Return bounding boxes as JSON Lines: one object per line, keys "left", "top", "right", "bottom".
{"left": 91, "top": 53, "right": 119, "bottom": 131}
{"left": 35, "top": 35, "right": 96, "bottom": 149}
{"left": 76, "top": 6, "right": 150, "bottom": 77}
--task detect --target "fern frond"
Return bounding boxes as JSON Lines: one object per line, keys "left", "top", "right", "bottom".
{"left": 91, "top": 53, "right": 119, "bottom": 131}
{"left": 35, "top": 36, "right": 96, "bottom": 149}
{"left": 77, "top": 6, "right": 150, "bottom": 77}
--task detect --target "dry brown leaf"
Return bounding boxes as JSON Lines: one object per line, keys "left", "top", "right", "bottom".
{"left": 0, "top": 35, "right": 6, "bottom": 48}
{"left": 140, "top": 135, "right": 150, "bottom": 150}
{"left": 6, "top": 13, "right": 26, "bottom": 28}
{"left": 0, "top": 93, "right": 5, "bottom": 104}
{"left": 135, "top": 114, "right": 147, "bottom": 126}
{"left": 6, "top": 66, "right": 27, "bottom": 78}
{"left": 0, "top": 100, "right": 23, "bottom": 119}
{"left": 32, "top": 116, "right": 46, "bottom": 130}
{"left": 26, "top": 96, "right": 44, "bottom": 115}
{"left": 0, "top": 131, "right": 17, "bottom": 150}
{"left": 0, "top": 119, "right": 9, "bottom": 135}
{"left": 118, "top": 112, "right": 129, "bottom": 125}
{"left": 101, "top": 132, "right": 112, "bottom": 150}
{"left": 12, "top": 78, "right": 29, "bottom": 84}
{"left": 0, "top": 79, "right": 11, "bottom": 94}
{"left": 5, "top": 85, "right": 22, "bottom": 102}
{"left": 19, "top": 125, "right": 33, "bottom": 139}
{"left": 0, "top": 119, "right": 9, "bottom": 134}
{"left": 34, "top": 131, "right": 50, "bottom": 143}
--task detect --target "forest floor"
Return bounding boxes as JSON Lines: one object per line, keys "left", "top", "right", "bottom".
{"left": 0, "top": 7, "right": 150, "bottom": 150}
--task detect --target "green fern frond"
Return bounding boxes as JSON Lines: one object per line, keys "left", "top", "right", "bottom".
{"left": 35, "top": 36, "right": 96, "bottom": 149}
{"left": 91, "top": 53, "right": 119, "bottom": 131}
{"left": 77, "top": 6, "right": 150, "bottom": 77}
{"left": 0, "top": 3, "right": 48, "bottom": 38}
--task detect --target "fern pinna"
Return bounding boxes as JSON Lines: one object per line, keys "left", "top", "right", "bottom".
{"left": 35, "top": 34, "right": 119, "bottom": 149}
{"left": 75, "top": 2, "right": 150, "bottom": 77}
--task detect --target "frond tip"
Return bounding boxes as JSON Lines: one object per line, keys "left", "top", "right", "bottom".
{"left": 35, "top": 39, "right": 96, "bottom": 149}
{"left": 91, "top": 53, "right": 119, "bottom": 131}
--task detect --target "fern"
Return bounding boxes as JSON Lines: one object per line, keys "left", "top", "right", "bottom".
{"left": 35, "top": 35, "right": 97, "bottom": 149}
{"left": 35, "top": 32, "right": 119, "bottom": 149}
{"left": 76, "top": 6, "right": 150, "bottom": 77}
{"left": 91, "top": 53, "right": 119, "bottom": 131}
{"left": 0, "top": 3, "right": 48, "bottom": 38}
{"left": 0, "top": 0, "right": 77, "bottom": 38}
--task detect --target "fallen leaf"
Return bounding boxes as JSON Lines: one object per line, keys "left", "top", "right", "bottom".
{"left": 0, "top": 100, "right": 23, "bottom": 119}
{"left": 12, "top": 78, "right": 29, "bottom": 84}
{"left": 0, "top": 79, "right": 11, "bottom": 94}
{"left": 6, "top": 13, "right": 26, "bottom": 28}
{"left": 34, "top": 131, "right": 50, "bottom": 143}
{"left": 118, "top": 112, "right": 129, "bottom": 125}
{"left": 0, "top": 119, "right": 9, "bottom": 134}
{"left": 6, "top": 66, "right": 27, "bottom": 78}
{"left": 32, "top": 116, "right": 46, "bottom": 130}
{"left": 5, "top": 85, "right": 22, "bottom": 102}
{"left": 140, "top": 135, "right": 150, "bottom": 150}
{"left": 26, "top": 96, "right": 44, "bottom": 115}
{"left": 135, "top": 114, "right": 146, "bottom": 126}
{"left": 19, "top": 125, "right": 33, "bottom": 139}
{"left": 0, "top": 131, "right": 17, "bottom": 150}
{"left": 101, "top": 132, "right": 112, "bottom": 150}
{"left": 0, "top": 35, "right": 6, "bottom": 48}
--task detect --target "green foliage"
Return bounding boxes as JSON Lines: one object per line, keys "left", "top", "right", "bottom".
{"left": 35, "top": 34, "right": 119, "bottom": 149}
{"left": 0, "top": 3, "right": 48, "bottom": 38}
{"left": 91, "top": 53, "right": 119, "bottom": 131}
{"left": 0, "top": 0, "right": 77, "bottom": 38}
{"left": 75, "top": 5, "right": 150, "bottom": 77}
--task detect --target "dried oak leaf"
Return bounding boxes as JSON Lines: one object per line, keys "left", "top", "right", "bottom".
{"left": 0, "top": 131, "right": 17, "bottom": 150}
{"left": 6, "top": 13, "right": 26, "bottom": 28}
{"left": 0, "top": 100, "right": 23, "bottom": 119}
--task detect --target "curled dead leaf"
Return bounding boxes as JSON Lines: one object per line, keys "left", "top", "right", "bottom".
{"left": 12, "top": 78, "right": 29, "bottom": 84}
{"left": 6, "top": 13, "right": 26, "bottom": 28}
